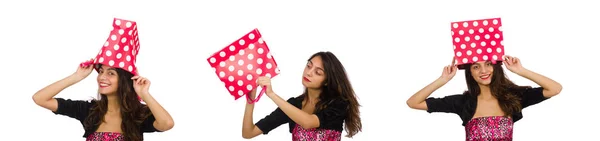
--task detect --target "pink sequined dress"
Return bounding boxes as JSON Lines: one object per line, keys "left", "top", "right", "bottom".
{"left": 86, "top": 132, "right": 124, "bottom": 141}
{"left": 465, "top": 116, "right": 513, "bottom": 141}
{"left": 292, "top": 124, "right": 342, "bottom": 141}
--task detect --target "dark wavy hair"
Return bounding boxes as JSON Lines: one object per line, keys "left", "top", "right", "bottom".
{"left": 464, "top": 62, "right": 531, "bottom": 117}
{"left": 83, "top": 64, "right": 151, "bottom": 141}
{"left": 300, "top": 51, "right": 362, "bottom": 137}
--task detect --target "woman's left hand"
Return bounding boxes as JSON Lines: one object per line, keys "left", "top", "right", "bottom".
{"left": 503, "top": 55, "right": 526, "bottom": 74}
{"left": 256, "top": 76, "right": 275, "bottom": 96}
{"left": 132, "top": 76, "right": 151, "bottom": 97}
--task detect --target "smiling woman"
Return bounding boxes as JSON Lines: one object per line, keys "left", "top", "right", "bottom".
{"left": 31, "top": 18, "right": 174, "bottom": 141}
{"left": 32, "top": 61, "right": 175, "bottom": 141}
{"left": 406, "top": 56, "right": 563, "bottom": 140}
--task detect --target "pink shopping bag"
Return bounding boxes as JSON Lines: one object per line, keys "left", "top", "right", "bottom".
{"left": 80, "top": 18, "right": 142, "bottom": 101}
{"left": 451, "top": 17, "right": 505, "bottom": 69}
{"left": 207, "top": 28, "right": 280, "bottom": 104}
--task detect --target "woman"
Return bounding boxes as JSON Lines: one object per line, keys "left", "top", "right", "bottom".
{"left": 241, "top": 51, "right": 362, "bottom": 141}
{"left": 406, "top": 56, "right": 562, "bottom": 140}
{"left": 32, "top": 59, "right": 174, "bottom": 141}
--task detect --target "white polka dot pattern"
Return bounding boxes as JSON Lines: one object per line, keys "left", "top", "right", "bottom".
{"left": 83, "top": 18, "right": 140, "bottom": 76}
{"left": 206, "top": 28, "right": 280, "bottom": 103}
{"left": 451, "top": 18, "right": 504, "bottom": 68}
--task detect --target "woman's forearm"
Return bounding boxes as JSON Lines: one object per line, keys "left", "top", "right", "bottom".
{"left": 140, "top": 93, "right": 175, "bottom": 131}
{"left": 242, "top": 102, "right": 257, "bottom": 138}
{"left": 267, "top": 93, "right": 319, "bottom": 129}
{"left": 32, "top": 74, "right": 82, "bottom": 111}
{"left": 406, "top": 77, "right": 449, "bottom": 110}
{"left": 516, "top": 68, "right": 562, "bottom": 97}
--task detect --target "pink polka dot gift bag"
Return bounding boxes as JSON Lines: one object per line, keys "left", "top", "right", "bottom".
{"left": 79, "top": 18, "right": 142, "bottom": 101}
{"left": 451, "top": 17, "right": 505, "bottom": 69}
{"left": 207, "top": 29, "right": 280, "bottom": 104}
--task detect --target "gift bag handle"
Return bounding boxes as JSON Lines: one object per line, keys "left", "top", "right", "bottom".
{"left": 80, "top": 60, "right": 94, "bottom": 67}
{"left": 246, "top": 86, "right": 266, "bottom": 104}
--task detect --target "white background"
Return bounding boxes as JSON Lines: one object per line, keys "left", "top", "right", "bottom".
{"left": 1, "top": 0, "right": 598, "bottom": 140}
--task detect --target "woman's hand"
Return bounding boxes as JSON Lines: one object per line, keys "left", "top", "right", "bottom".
{"left": 503, "top": 55, "right": 526, "bottom": 74}
{"left": 256, "top": 76, "right": 275, "bottom": 96}
{"left": 132, "top": 76, "right": 151, "bottom": 97}
{"left": 71, "top": 58, "right": 95, "bottom": 81}
{"left": 439, "top": 58, "right": 458, "bottom": 82}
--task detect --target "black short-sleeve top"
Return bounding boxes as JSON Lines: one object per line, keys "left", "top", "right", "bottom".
{"left": 52, "top": 98, "right": 161, "bottom": 138}
{"left": 254, "top": 96, "right": 349, "bottom": 134}
{"left": 425, "top": 87, "right": 549, "bottom": 126}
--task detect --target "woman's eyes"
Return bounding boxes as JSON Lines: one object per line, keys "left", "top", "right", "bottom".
{"left": 99, "top": 70, "right": 115, "bottom": 76}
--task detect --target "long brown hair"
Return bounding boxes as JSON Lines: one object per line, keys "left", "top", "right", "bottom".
{"left": 464, "top": 62, "right": 531, "bottom": 117}
{"left": 84, "top": 65, "right": 151, "bottom": 141}
{"left": 300, "top": 51, "right": 362, "bottom": 138}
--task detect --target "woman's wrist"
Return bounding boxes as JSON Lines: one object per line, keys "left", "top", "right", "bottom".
{"left": 139, "top": 92, "right": 151, "bottom": 100}
{"left": 67, "top": 74, "right": 85, "bottom": 82}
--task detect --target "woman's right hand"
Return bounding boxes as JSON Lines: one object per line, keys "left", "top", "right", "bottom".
{"left": 71, "top": 58, "right": 95, "bottom": 80}
{"left": 439, "top": 58, "right": 458, "bottom": 82}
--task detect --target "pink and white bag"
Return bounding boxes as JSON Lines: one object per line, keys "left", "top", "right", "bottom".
{"left": 207, "top": 29, "right": 281, "bottom": 104}
{"left": 451, "top": 18, "right": 505, "bottom": 69}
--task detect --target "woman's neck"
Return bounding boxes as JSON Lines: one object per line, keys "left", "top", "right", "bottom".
{"left": 106, "top": 95, "right": 120, "bottom": 113}
{"left": 306, "top": 88, "right": 321, "bottom": 103}
{"left": 478, "top": 84, "right": 494, "bottom": 100}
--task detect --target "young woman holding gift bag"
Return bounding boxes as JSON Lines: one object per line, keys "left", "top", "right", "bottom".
{"left": 32, "top": 59, "right": 175, "bottom": 141}
{"left": 241, "top": 51, "right": 362, "bottom": 141}
{"left": 406, "top": 56, "right": 562, "bottom": 140}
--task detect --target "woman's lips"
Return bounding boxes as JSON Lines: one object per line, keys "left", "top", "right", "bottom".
{"left": 303, "top": 77, "right": 311, "bottom": 82}
{"left": 99, "top": 83, "right": 110, "bottom": 88}
{"left": 480, "top": 74, "right": 490, "bottom": 80}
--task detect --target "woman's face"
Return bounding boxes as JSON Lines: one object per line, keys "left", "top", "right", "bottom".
{"left": 470, "top": 61, "right": 494, "bottom": 86}
{"left": 97, "top": 65, "right": 119, "bottom": 95}
{"left": 302, "top": 56, "right": 327, "bottom": 89}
